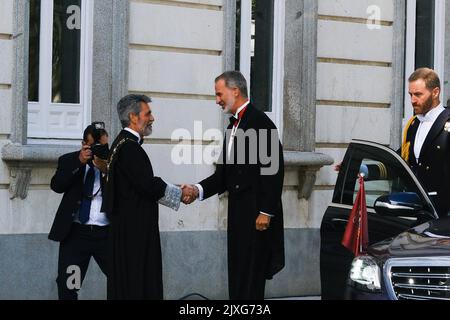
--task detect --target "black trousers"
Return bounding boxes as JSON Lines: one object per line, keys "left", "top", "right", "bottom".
{"left": 56, "top": 223, "right": 109, "bottom": 300}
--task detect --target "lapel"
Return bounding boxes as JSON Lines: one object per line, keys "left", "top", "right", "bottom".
{"left": 81, "top": 165, "right": 87, "bottom": 179}
{"left": 121, "top": 129, "right": 140, "bottom": 144}
{"left": 108, "top": 129, "right": 140, "bottom": 162}
{"left": 100, "top": 171, "right": 104, "bottom": 191}
{"left": 224, "top": 104, "right": 253, "bottom": 162}
{"left": 419, "top": 108, "right": 450, "bottom": 159}
{"left": 226, "top": 103, "right": 253, "bottom": 130}
{"left": 408, "top": 119, "right": 419, "bottom": 165}
{"left": 237, "top": 103, "right": 253, "bottom": 131}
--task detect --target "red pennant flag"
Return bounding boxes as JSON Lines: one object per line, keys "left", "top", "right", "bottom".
{"left": 341, "top": 175, "right": 369, "bottom": 256}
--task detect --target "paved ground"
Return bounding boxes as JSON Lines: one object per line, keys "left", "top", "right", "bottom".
{"left": 179, "top": 293, "right": 322, "bottom": 300}
{"left": 268, "top": 296, "right": 321, "bottom": 300}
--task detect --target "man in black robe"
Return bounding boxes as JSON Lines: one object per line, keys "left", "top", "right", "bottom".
{"left": 102, "top": 94, "right": 185, "bottom": 299}
{"left": 183, "top": 71, "right": 285, "bottom": 299}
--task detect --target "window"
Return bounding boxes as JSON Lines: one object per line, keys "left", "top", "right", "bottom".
{"left": 27, "top": 0, "right": 93, "bottom": 141}
{"left": 414, "top": 0, "right": 435, "bottom": 69}
{"left": 337, "top": 144, "right": 430, "bottom": 212}
{"left": 403, "top": 0, "right": 446, "bottom": 122}
{"left": 235, "top": 0, "right": 284, "bottom": 133}
{"left": 353, "top": 159, "right": 409, "bottom": 207}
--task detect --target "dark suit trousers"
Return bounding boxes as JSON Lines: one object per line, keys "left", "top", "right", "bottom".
{"left": 56, "top": 223, "right": 109, "bottom": 300}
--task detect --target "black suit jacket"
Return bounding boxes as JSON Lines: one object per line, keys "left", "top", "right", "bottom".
{"left": 48, "top": 151, "right": 97, "bottom": 242}
{"left": 405, "top": 107, "right": 450, "bottom": 217}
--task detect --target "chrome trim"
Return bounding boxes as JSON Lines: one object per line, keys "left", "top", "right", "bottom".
{"left": 328, "top": 203, "right": 417, "bottom": 221}
{"left": 394, "top": 283, "right": 450, "bottom": 291}
{"left": 328, "top": 203, "right": 376, "bottom": 214}
{"left": 375, "top": 202, "right": 415, "bottom": 211}
{"left": 396, "top": 216, "right": 418, "bottom": 221}
{"left": 392, "top": 272, "right": 450, "bottom": 279}
{"left": 330, "top": 218, "right": 349, "bottom": 223}
{"left": 384, "top": 257, "right": 450, "bottom": 300}
{"left": 397, "top": 293, "right": 450, "bottom": 301}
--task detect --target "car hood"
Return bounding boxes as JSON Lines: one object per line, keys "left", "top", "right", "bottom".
{"left": 369, "top": 218, "right": 450, "bottom": 260}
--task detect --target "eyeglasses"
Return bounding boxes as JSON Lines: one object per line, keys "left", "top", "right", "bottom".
{"left": 92, "top": 121, "right": 105, "bottom": 130}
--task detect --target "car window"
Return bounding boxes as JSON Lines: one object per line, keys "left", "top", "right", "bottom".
{"left": 353, "top": 159, "right": 409, "bottom": 207}
{"left": 338, "top": 144, "right": 432, "bottom": 212}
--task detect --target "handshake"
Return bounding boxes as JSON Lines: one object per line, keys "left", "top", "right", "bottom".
{"left": 180, "top": 184, "right": 200, "bottom": 205}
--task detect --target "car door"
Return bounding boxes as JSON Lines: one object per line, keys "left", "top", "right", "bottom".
{"left": 320, "top": 140, "right": 438, "bottom": 300}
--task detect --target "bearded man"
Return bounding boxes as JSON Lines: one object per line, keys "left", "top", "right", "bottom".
{"left": 102, "top": 94, "right": 187, "bottom": 299}
{"left": 401, "top": 68, "right": 450, "bottom": 218}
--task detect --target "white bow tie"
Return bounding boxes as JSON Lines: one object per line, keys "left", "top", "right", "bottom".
{"left": 416, "top": 114, "right": 431, "bottom": 123}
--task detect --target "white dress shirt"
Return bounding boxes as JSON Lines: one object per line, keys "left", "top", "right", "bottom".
{"left": 414, "top": 104, "right": 444, "bottom": 161}
{"left": 74, "top": 165, "right": 109, "bottom": 226}
{"left": 124, "top": 127, "right": 142, "bottom": 144}
{"left": 227, "top": 100, "right": 250, "bottom": 157}
{"left": 196, "top": 101, "right": 273, "bottom": 217}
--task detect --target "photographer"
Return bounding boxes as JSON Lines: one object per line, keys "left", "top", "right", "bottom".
{"left": 49, "top": 122, "right": 110, "bottom": 300}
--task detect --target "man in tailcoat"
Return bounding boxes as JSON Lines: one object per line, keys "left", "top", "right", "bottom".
{"left": 183, "top": 71, "right": 285, "bottom": 299}
{"left": 400, "top": 68, "right": 450, "bottom": 218}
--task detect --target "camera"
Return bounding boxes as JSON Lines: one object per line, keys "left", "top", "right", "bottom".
{"left": 90, "top": 122, "right": 110, "bottom": 160}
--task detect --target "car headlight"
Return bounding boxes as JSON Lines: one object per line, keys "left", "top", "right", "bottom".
{"left": 349, "top": 255, "right": 381, "bottom": 291}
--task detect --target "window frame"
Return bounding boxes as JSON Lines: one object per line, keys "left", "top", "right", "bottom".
{"left": 1, "top": 0, "right": 129, "bottom": 200}
{"left": 237, "top": 0, "right": 285, "bottom": 137}
{"left": 334, "top": 142, "right": 436, "bottom": 218}
{"left": 27, "top": 0, "right": 94, "bottom": 143}
{"left": 403, "top": 0, "right": 446, "bottom": 124}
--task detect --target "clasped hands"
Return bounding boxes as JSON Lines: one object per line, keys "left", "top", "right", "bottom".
{"left": 180, "top": 184, "right": 199, "bottom": 205}
{"left": 179, "top": 185, "right": 271, "bottom": 232}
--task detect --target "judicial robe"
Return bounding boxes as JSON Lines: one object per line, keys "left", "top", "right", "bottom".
{"left": 102, "top": 130, "right": 167, "bottom": 299}
{"left": 199, "top": 104, "right": 285, "bottom": 300}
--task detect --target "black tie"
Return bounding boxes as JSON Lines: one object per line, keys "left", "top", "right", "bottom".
{"left": 79, "top": 163, "right": 95, "bottom": 224}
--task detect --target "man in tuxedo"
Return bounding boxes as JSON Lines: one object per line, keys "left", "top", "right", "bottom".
{"left": 183, "top": 71, "right": 285, "bottom": 299}
{"left": 49, "top": 123, "right": 109, "bottom": 300}
{"left": 102, "top": 94, "right": 188, "bottom": 300}
{"left": 401, "top": 68, "right": 450, "bottom": 218}
{"left": 334, "top": 69, "right": 450, "bottom": 219}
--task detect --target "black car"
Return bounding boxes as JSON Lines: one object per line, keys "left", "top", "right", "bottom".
{"left": 320, "top": 140, "right": 450, "bottom": 300}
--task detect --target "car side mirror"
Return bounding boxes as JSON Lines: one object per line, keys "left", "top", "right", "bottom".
{"left": 374, "top": 192, "right": 425, "bottom": 217}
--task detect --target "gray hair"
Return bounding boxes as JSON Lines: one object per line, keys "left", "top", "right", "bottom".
{"left": 215, "top": 71, "right": 248, "bottom": 98}
{"left": 117, "top": 94, "right": 152, "bottom": 128}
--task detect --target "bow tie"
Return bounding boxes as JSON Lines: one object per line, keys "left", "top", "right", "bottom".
{"left": 416, "top": 114, "right": 430, "bottom": 123}
{"left": 229, "top": 106, "right": 248, "bottom": 127}
{"left": 229, "top": 116, "right": 239, "bottom": 127}
{"left": 416, "top": 106, "right": 444, "bottom": 123}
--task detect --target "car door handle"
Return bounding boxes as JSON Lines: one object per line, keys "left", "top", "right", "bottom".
{"left": 330, "top": 213, "right": 374, "bottom": 225}
{"left": 331, "top": 218, "right": 348, "bottom": 224}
